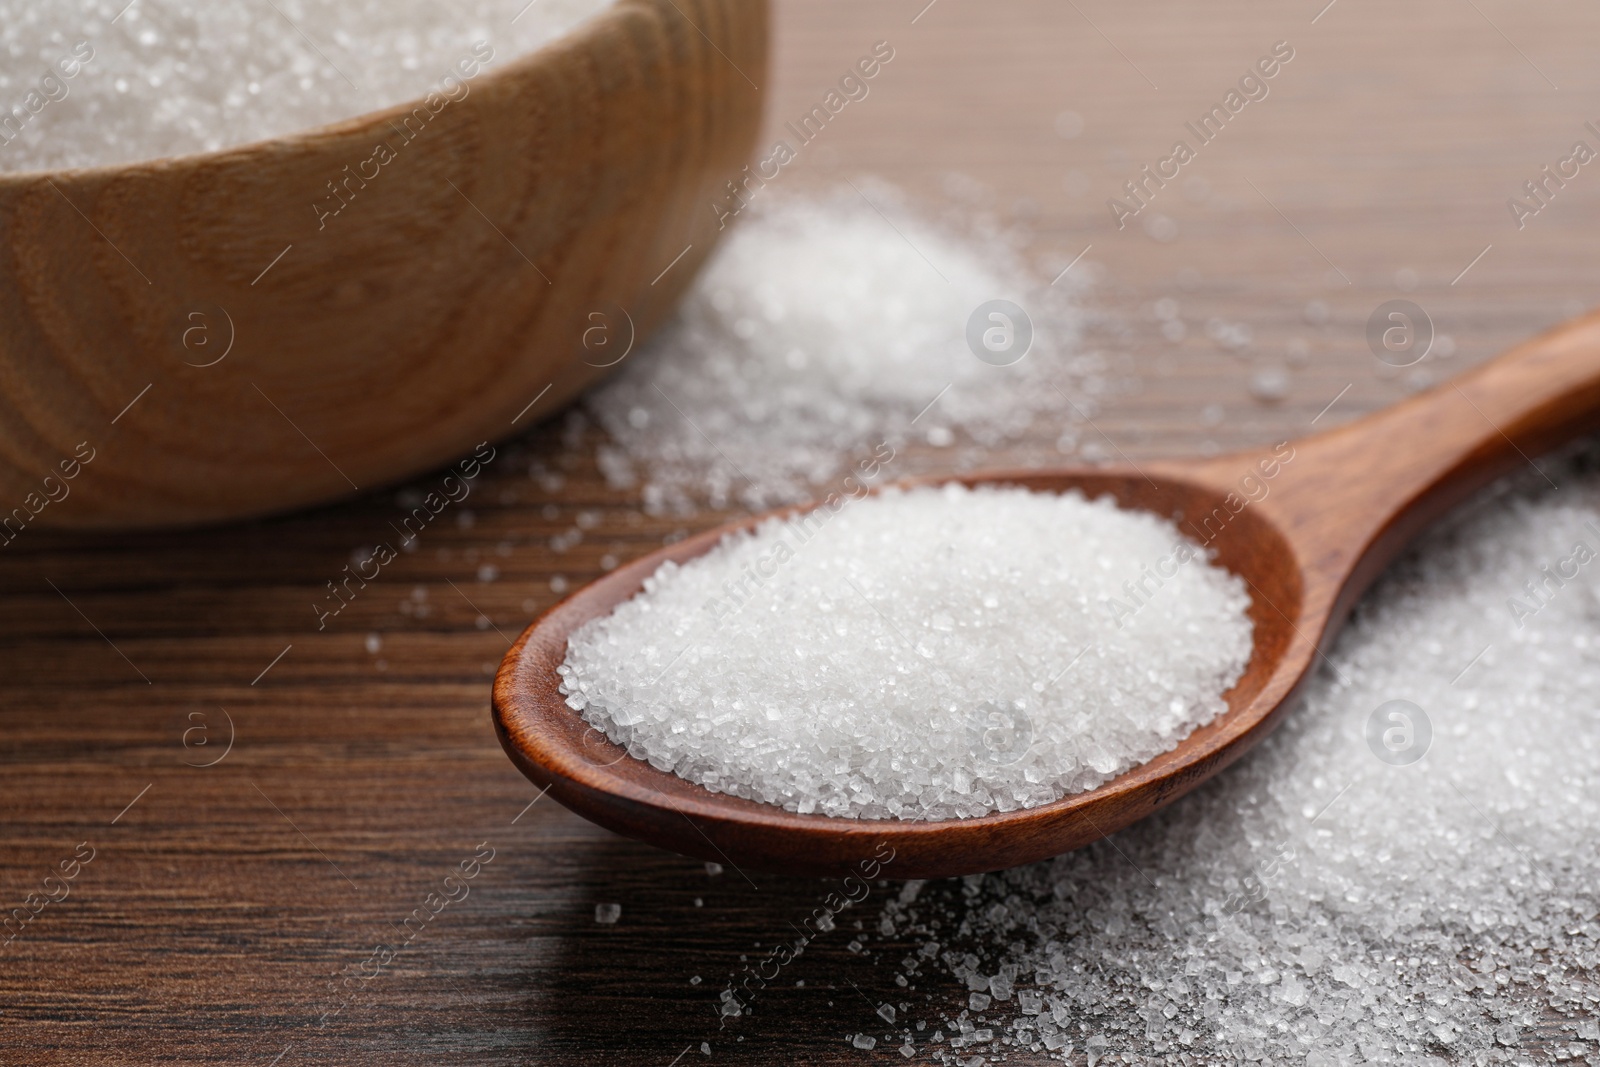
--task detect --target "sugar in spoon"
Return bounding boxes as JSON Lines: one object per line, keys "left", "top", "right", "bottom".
{"left": 494, "top": 311, "right": 1600, "bottom": 878}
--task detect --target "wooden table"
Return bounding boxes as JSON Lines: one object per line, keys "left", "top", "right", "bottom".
{"left": 4, "top": 0, "right": 1596, "bottom": 1062}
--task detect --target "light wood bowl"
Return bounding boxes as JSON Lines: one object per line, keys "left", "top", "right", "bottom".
{"left": 0, "top": 0, "right": 766, "bottom": 530}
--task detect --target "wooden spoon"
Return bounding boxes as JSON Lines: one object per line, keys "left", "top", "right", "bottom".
{"left": 493, "top": 311, "right": 1600, "bottom": 878}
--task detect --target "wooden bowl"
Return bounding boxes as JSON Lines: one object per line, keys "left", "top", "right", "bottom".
{"left": 0, "top": 0, "right": 766, "bottom": 530}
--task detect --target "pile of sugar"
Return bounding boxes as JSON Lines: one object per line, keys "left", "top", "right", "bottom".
{"left": 861, "top": 450, "right": 1600, "bottom": 1064}
{"left": 0, "top": 0, "right": 611, "bottom": 172}
{"left": 558, "top": 483, "right": 1255, "bottom": 821}
{"left": 588, "top": 188, "right": 1103, "bottom": 515}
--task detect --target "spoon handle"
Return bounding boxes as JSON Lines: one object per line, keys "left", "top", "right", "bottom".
{"left": 1234, "top": 310, "right": 1600, "bottom": 626}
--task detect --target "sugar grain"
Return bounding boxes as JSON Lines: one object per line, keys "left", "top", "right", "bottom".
{"left": 559, "top": 483, "right": 1254, "bottom": 820}
{"left": 588, "top": 188, "right": 1102, "bottom": 514}
{"left": 0, "top": 0, "right": 611, "bottom": 172}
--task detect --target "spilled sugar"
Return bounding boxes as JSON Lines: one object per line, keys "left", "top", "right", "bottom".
{"left": 587, "top": 187, "right": 1103, "bottom": 515}
{"left": 865, "top": 449, "right": 1600, "bottom": 1064}
{"left": 558, "top": 483, "right": 1255, "bottom": 821}
{"left": 0, "top": 0, "right": 611, "bottom": 172}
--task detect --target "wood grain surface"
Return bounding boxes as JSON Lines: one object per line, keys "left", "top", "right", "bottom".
{"left": 4, "top": 0, "right": 1599, "bottom": 1062}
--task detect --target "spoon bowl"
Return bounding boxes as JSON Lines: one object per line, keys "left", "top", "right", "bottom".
{"left": 494, "top": 310, "right": 1600, "bottom": 877}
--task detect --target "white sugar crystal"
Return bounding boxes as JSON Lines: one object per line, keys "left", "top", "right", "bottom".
{"left": 559, "top": 483, "right": 1254, "bottom": 820}
{"left": 587, "top": 187, "right": 1098, "bottom": 514}
{"left": 0, "top": 0, "right": 611, "bottom": 172}
{"left": 876, "top": 447, "right": 1600, "bottom": 1063}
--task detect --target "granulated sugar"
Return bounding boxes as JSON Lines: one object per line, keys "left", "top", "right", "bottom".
{"left": 558, "top": 483, "right": 1254, "bottom": 820}
{"left": 867, "top": 449, "right": 1600, "bottom": 1064}
{"left": 0, "top": 0, "right": 611, "bottom": 172}
{"left": 587, "top": 188, "right": 1102, "bottom": 514}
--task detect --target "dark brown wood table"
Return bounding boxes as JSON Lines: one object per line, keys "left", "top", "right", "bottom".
{"left": 4, "top": 0, "right": 1597, "bottom": 1062}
